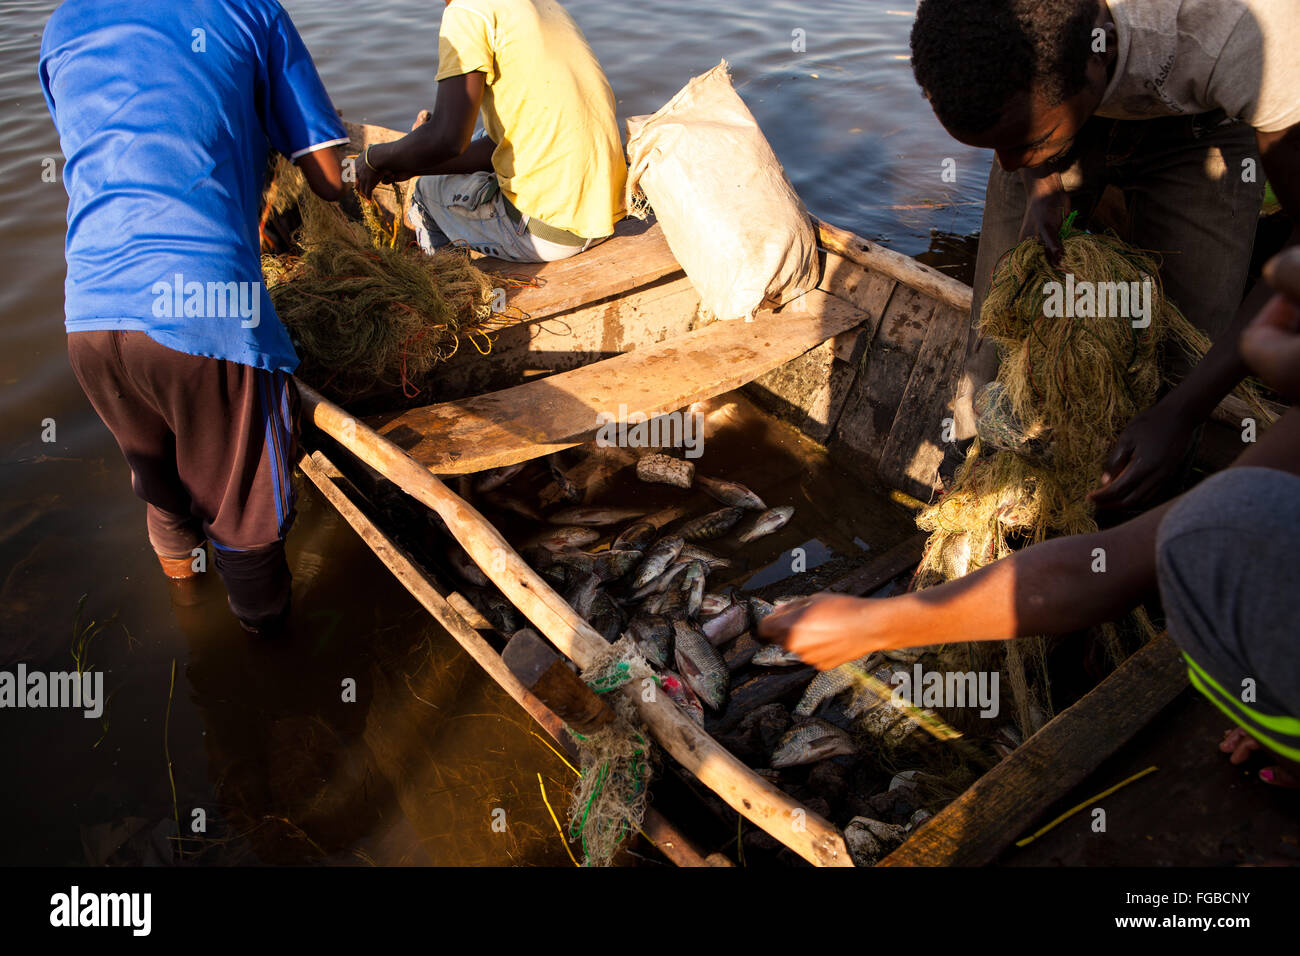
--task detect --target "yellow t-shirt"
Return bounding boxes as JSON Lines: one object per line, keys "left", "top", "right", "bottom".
{"left": 436, "top": 0, "right": 627, "bottom": 238}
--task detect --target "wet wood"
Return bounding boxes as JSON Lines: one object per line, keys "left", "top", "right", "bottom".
{"left": 299, "top": 384, "right": 853, "bottom": 866}
{"left": 877, "top": 303, "right": 970, "bottom": 497}
{"left": 826, "top": 533, "right": 927, "bottom": 596}
{"left": 502, "top": 629, "right": 618, "bottom": 736}
{"left": 816, "top": 218, "right": 973, "bottom": 315}
{"left": 297, "top": 448, "right": 714, "bottom": 868}
{"left": 377, "top": 290, "right": 874, "bottom": 475}
{"left": 879, "top": 633, "right": 1187, "bottom": 867}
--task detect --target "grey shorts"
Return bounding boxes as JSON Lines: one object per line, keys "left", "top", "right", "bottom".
{"left": 1156, "top": 466, "right": 1300, "bottom": 761}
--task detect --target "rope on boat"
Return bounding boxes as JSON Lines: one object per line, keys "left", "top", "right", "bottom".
{"left": 567, "top": 637, "right": 656, "bottom": 867}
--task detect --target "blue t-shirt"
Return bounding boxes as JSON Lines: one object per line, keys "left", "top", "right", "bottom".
{"left": 39, "top": 0, "right": 347, "bottom": 373}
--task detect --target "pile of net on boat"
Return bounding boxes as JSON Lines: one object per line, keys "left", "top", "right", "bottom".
{"left": 259, "top": 158, "right": 505, "bottom": 401}
{"left": 914, "top": 228, "right": 1269, "bottom": 738}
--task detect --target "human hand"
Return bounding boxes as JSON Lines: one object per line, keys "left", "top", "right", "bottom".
{"left": 354, "top": 145, "right": 391, "bottom": 201}
{"left": 1089, "top": 401, "right": 1197, "bottom": 509}
{"left": 1240, "top": 248, "right": 1300, "bottom": 401}
{"left": 757, "top": 593, "right": 884, "bottom": 671}
{"left": 1019, "top": 169, "right": 1068, "bottom": 266}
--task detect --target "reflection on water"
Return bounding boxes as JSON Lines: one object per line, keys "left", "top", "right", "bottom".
{"left": 0, "top": 0, "right": 982, "bottom": 865}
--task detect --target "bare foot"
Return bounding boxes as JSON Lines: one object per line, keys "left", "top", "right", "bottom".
{"left": 1220, "top": 728, "right": 1300, "bottom": 787}
{"left": 410, "top": 109, "right": 433, "bottom": 132}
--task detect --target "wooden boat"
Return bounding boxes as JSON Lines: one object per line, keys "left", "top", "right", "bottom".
{"left": 291, "top": 122, "right": 1254, "bottom": 866}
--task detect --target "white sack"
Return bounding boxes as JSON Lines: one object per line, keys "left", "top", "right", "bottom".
{"left": 625, "top": 61, "right": 820, "bottom": 321}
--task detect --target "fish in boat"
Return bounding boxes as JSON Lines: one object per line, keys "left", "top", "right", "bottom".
{"left": 771, "top": 718, "right": 856, "bottom": 769}
{"left": 752, "top": 644, "right": 804, "bottom": 667}
{"left": 700, "top": 601, "right": 748, "bottom": 645}
{"left": 629, "top": 614, "right": 673, "bottom": 668}
{"left": 737, "top": 505, "right": 795, "bottom": 543}
{"left": 679, "top": 507, "right": 744, "bottom": 541}
{"left": 474, "top": 463, "right": 525, "bottom": 493}
{"left": 549, "top": 506, "right": 648, "bottom": 527}
{"left": 672, "top": 620, "right": 729, "bottom": 710}
{"left": 696, "top": 475, "right": 767, "bottom": 511}
{"left": 612, "top": 520, "right": 657, "bottom": 553}
{"left": 630, "top": 535, "right": 685, "bottom": 590}
{"left": 533, "top": 526, "right": 601, "bottom": 552}
{"left": 794, "top": 654, "right": 878, "bottom": 717}
{"left": 659, "top": 670, "right": 705, "bottom": 726}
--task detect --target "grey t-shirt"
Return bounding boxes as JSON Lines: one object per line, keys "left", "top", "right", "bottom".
{"left": 1097, "top": 0, "right": 1300, "bottom": 133}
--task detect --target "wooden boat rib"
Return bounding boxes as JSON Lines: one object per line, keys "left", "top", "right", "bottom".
{"left": 295, "top": 123, "right": 1229, "bottom": 866}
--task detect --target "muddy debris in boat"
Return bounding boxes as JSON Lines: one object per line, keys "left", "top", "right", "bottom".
{"left": 843, "top": 815, "right": 908, "bottom": 867}
{"left": 707, "top": 666, "right": 816, "bottom": 735}
{"left": 636, "top": 452, "right": 695, "bottom": 489}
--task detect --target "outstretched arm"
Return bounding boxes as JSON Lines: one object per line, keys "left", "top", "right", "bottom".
{"left": 355, "top": 71, "right": 485, "bottom": 198}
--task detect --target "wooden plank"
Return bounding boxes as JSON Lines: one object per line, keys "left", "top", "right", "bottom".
{"left": 877, "top": 304, "right": 971, "bottom": 498}
{"left": 747, "top": 337, "right": 860, "bottom": 443}
{"left": 826, "top": 533, "right": 927, "bottom": 596}
{"left": 299, "top": 384, "right": 853, "bottom": 866}
{"left": 816, "top": 218, "right": 973, "bottom": 315}
{"left": 297, "top": 448, "right": 715, "bottom": 867}
{"left": 831, "top": 286, "right": 940, "bottom": 475}
{"left": 878, "top": 633, "right": 1188, "bottom": 867}
{"left": 378, "top": 289, "right": 874, "bottom": 474}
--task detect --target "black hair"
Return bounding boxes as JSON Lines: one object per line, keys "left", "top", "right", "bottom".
{"left": 910, "top": 0, "right": 1101, "bottom": 136}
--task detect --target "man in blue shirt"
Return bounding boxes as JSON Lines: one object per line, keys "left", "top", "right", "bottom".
{"left": 40, "top": 0, "right": 347, "bottom": 634}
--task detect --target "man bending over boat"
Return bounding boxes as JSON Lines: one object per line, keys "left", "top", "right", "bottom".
{"left": 40, "top": 0, "right": 346, "bottom": 635}
{"left": 909, "top": 0, "right": 1300, "bottom": 507}
{"left": 760, "top": 249, "right": 1300, "bottom": 788}
{"left": 354, "top": 0, "right": 627, "bottom": 262}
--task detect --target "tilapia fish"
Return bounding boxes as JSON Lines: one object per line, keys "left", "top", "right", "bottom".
{"left": 659, "top": 670, "right": 705, "bottom": 726}
{"left": 680, "top": 560, "right": 707, "bottom": 618}
{"left": 612, "top": 520, "right": 657, "bottom": 553}
{"left": 629, "top": 614, "right": 673, "bottom": 668}
{"left": 592, "top": 549, "right": 641, "bottom": 582}
{"left": 548, "top": 506, "right": 647, "bottom": 527}
{"left": 793, "top": 654, "right": 876, "bottom": 717}
{"left": 564, "top": 571, "right": 601, "bottom": 619}
{"left": 630, "top": 536, "right": 685, "bottom": 590}
{"left": 632, "top": 558, "right": 689, "bottom": 601}
{"left": 679, "top": 507, "right": 744, "bottom": 541}
{"left": 680, "top": 544, "right": 735, "bottom": 571}
{"left": 672, "top": 620, "right": 729, "bottom": 710}
{"left": 636, "top": 453, "right": 695, "bottom": 489}
{"left": 533, "top": 526, "right": 600, "bottom": 552}
{"left": 696, "top": 475, "right": 767, "bottom": 511}
{"left": 474, "top": 463, "right": 524, "bottom": 493}
{"left": 700, "top": 602, "right": 748, "bottom": 646}
{"left": 752, "top": 644, "right": 804, "bottom": 667}
{"left": 770, "top": 718, "right": 856, "bottom": 769}
{"left": 699, "top": 592, "right": 732, "bottom": 616}
{"left": 737, "top": 505, "right": 795, "bottom": 543}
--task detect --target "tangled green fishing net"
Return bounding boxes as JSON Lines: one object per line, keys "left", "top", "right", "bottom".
{"left": 260, "top": 158, "right": 503, "bottom": 401}
{"left": 914, "top": 228, "right": 1245, "bottom": 736}
{"left": 569, "top": 637, "right": 656, "bottom": 867}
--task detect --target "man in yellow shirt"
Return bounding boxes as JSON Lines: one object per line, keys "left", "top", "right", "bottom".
{"left": 356, "top": 0, "right": 626, "bottom": 262}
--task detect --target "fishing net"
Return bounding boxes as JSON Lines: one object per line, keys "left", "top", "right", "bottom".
{"left": 915, "top": 228, "right": 1265, "bottom": 737}
{"left": 260, "top": 158, "right": 506, "bottom": 401}
{"left": 569, "top": 637, "right": 656, "bottom": 867}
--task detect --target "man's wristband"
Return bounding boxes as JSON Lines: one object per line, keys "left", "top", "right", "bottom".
{"left": 363, "top": 145, "right": 382, "bottom": 173}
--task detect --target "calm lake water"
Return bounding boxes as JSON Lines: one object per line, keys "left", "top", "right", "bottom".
{"left": 0, "top": 0, "right": 989, "bottom": 865}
